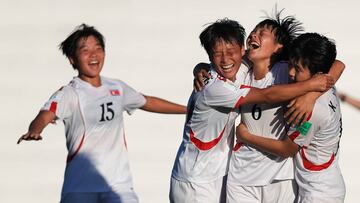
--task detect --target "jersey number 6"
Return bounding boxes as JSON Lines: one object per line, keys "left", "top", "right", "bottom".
{"left": 251, "top": 104, "right": 262, "bottom": 120}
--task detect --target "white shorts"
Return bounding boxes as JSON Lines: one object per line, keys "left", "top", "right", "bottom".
{"left": 60, "top": 188, "right": 139, "bottom": 203}
{"left": 169, "top": 176, "right": 227, "bottom": 203}
{"left": 297, "top": 194, "right": 344, "bottom": 203}
{"left": 226, "top": 179, "right": 297, "bottom": 203}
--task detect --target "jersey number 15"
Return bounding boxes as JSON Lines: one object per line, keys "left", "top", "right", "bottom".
{"left": 100, "top": 102, "right": 115, "bottom": 122}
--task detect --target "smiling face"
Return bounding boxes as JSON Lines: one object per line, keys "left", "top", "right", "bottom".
{"left": 70, "top": 35, "right": 105, "bottom": 86}
{"left": 246, "top": 26, "right": 283, "bottom": 65}
{"left": 211, "top": 39, "right": 244, "bottom": 82}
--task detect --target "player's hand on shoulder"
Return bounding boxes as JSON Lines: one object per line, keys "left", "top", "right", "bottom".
{"left": 310, "top": 73, "right": 334, "bottom": 92}
{"left": 17, "top": 132, "right": 43, "bottom": 144}
{"left": 193, "top": 63, "right": 211, "bottom": 92}
{"left": 285, "top": 94, "right": 316, "bottom": 127}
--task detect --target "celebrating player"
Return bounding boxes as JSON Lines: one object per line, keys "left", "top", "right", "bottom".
{"left": 227, "top": 10, "right": 345, "bottom": 203}
{"left": 237, "top": 32, "right": 346, "bottom": 203}
{"left": 192, "top": 9, "right": 344, "bottom": 203}
{"left": 226, "top": 10, "right": 303, "bottom": 203}
{"left": 169, "top": 19, "right": 333, "bottom": 203}
{"left": 17, "top": 24, "right": 186, "bottom": 203}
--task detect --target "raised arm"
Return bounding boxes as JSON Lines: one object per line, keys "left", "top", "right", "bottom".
{"left": 17, "top": 110, "right": 56, "bottom": 144}
{"left": 285, "top": 60, "right": 345, "bottom": 125}
{"left": 236, "top": 123, "right": 299, "bottom": 158}
{"left": 240, "top": 73, "right": 334, "bottom": 105}
{"left": 140, "top": 95, "right": 187, "bottom": 114}
{"left": 329, "top": 60, "right": 345, "bottom": 83}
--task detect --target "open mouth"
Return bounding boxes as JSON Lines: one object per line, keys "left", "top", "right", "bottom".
{"left": 221, "top": 64, "right": 234, "bottom": 72}
{"left": 89, "top": 60, "right": 99, "bottom": 66}
{"left": 249, "top": 42, "right": 260, "bottom": 49}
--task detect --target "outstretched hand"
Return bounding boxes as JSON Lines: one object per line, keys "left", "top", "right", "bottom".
{"left": 17, "top": 132, "right": 43, "bottom": 144}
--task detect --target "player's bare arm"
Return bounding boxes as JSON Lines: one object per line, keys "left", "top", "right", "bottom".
{"left": 285, "top": 60, "right": 345, "bottom": 126}
{"left": 17, "top": 110, "right": 56, "bottom": 144}
{"left": 236, "top": 123, "right": 299, "bottom": 158}
{"left": 339, "top": 92, "right": 360, "bottom": 110}
{"left": 240, "top": 73, "right": 334, "bottom": 105}
{"left": 141, "top": 95, "right": 186, "bottom": 114}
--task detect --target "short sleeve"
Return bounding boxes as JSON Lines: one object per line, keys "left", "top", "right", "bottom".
{"left": 204, "top": 80, "right": 251, "bottom": 109}
{"left": 121, "top": 82, "right": 146, "bottom": 115}
{"left": 41, "top": 87, "right": 77, "bottom": 121}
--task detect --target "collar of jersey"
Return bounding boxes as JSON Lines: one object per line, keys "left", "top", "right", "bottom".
{"left": 73, "top": 76, "right": 105, "bottom": 90}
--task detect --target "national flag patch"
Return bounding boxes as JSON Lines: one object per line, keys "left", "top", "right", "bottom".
{"left": 49, "top": 102, "right": 57, "bottom": 113}
{"left": 110, "top": 89, "right": 121, "bottom": 96}
{"left": 296, "top": 121, "right": 312, "bottom": 136}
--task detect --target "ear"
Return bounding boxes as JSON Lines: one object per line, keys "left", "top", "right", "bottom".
{"left": 275, "top": 43, "right": 283, "bottom": 53}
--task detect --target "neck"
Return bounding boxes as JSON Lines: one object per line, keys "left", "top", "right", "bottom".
{"left": 79, "top": 75, "right": 102, "bottom": 87}
{"left": 252, "top": 59, "right": 271, "bottom": 80}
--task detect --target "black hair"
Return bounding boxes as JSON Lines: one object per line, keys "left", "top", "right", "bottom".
{"left": 59, "top": 24, "right": 105, "bottom": 69}
{"left": 289, "top": 33, "right": 336, "bottom": 75}
{"left": 199, "top": 18, "right": 246, "bottom": 58}
{"left": 253, "top": 7, "right": 303, "bottom": 62}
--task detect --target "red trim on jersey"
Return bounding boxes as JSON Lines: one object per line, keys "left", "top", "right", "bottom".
{"left": 49, "top": 102, "right": 57, "bottom": 114}
{"left": 234, "top": 96, "right": 245, "bottom": 109}
{"left": 217, "top": 75, "right": 226, "bottom": 82}
{"left": 306, "top": 112, "right": 313, "bottom": 121}
{"left": 288, "top": 111, "right": 312, "bottom": 141}
{"left": 233, "top": 142, "right": 243, "bottom": 151}
{"left": 234, "top": 85, "right": 251, "bottom": 109}
{"left": 66, "top": 133, "right": 85, "bottom": 163}
{"left": 123, "top": 132, "right": 128, "bottom": 150}
{"left": 190, "top": 124, "right": 227, "bottom": 151}
{"left": 240, "top": 85, "right": 252, "bottom": 89}
{"left": 301, "top": 148, "right": 335, "bottom": 171}
{"left": 289, "top": 131, "right": 300, "bottom": 141}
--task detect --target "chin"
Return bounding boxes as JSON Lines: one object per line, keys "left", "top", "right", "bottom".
{"left": 223, "top": 73, "right": 236, "bottom": 80}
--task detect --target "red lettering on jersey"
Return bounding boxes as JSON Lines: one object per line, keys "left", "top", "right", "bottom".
{"left": 50, "top": 102, "right": 57, "bottom": 114}
{"left": 110, "top": 89, "right": 121, "bottom": 96}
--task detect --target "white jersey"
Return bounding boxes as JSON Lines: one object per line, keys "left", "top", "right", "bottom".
{"left": 171, "top": 63, "right": 250, "bottom": 183}
{"left": 228, "top": 61, "right": 294, "bottom": 186}
{"left": 41, "top": 76, "right": 146, "bottom": 194}
{"left": 289, "top": 88, "right": 346, "bottom": 198}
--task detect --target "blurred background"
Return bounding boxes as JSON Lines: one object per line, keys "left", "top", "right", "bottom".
{"left": 1, "top": 0, "right": 359, "bottom": 202}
